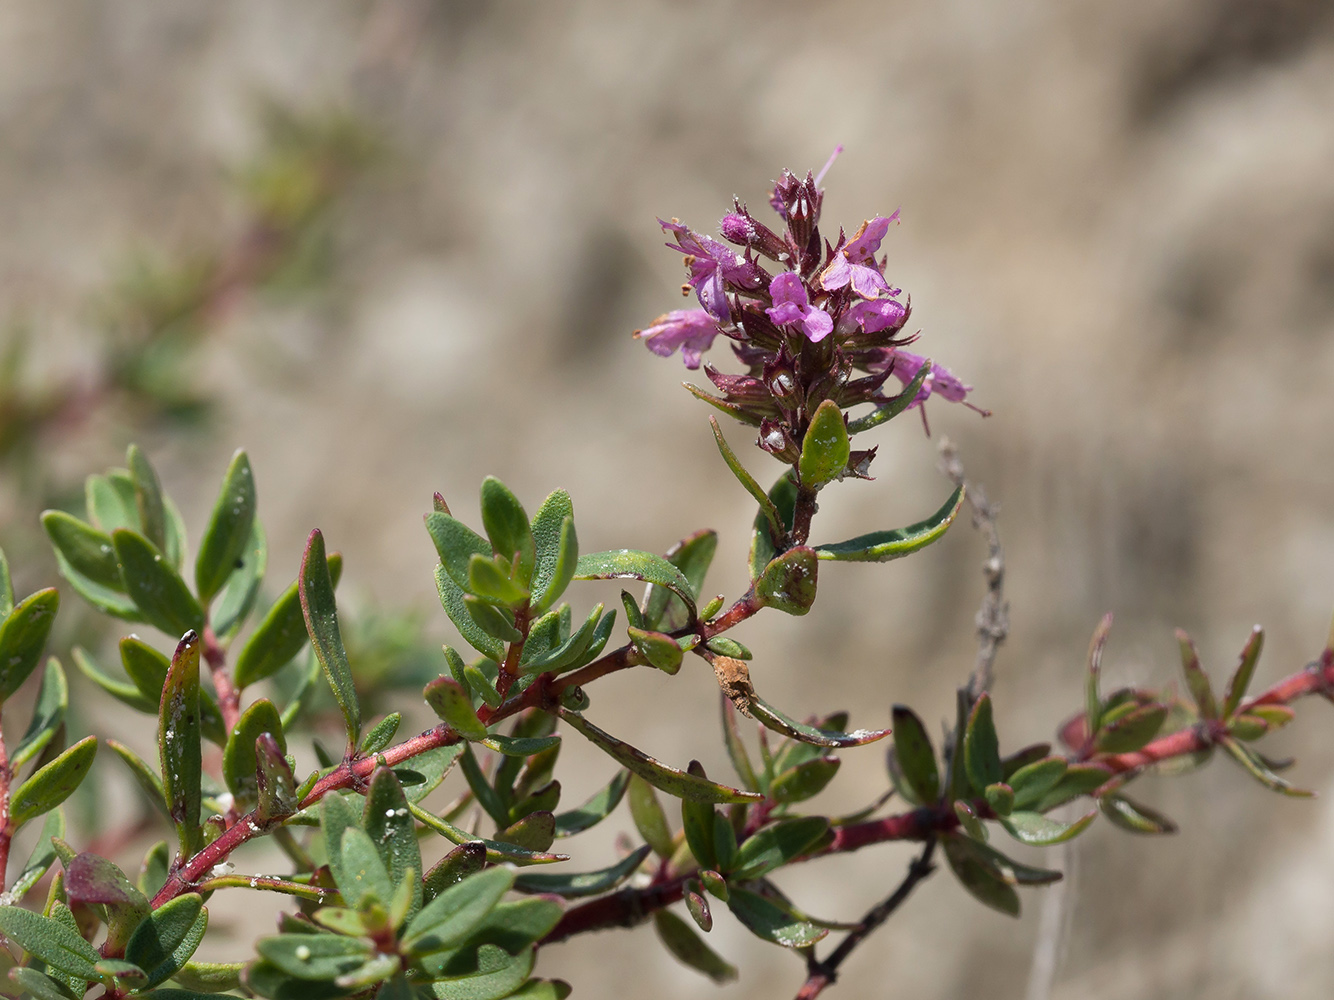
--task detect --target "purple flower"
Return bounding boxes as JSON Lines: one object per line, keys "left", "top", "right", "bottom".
{"left": 819, "top": 213, "right": 900, "bottom": 299}
{"left": 634, "top": 309, "right": 722, "bottom": 369}
{"left": 660, "top": 219, "right": 768, "bottom": 322}
{"left": 765, "top": 273, "right": 833, "bottom": 343}
{"left": 882, "top": 348, "right": 986, "bottom": 411}
{"left": 847, "top": 296, "right": 907, "bottom": 334}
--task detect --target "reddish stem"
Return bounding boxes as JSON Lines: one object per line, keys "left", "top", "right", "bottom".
{"left": 202, "top": 625, "right": 241, "bottom": 738}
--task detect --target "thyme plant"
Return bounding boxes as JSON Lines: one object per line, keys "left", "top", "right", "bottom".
{"left": 0, "top": 155, "right": 1328, "bottom": 1000}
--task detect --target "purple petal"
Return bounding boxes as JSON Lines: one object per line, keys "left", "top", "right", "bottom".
{"left": 819, "top": 255, "right": 852, "bottom": 291}
{"left": 843, "top": 213, "right": 899, "bottom": 263}
{"left": 848, "top": 263, "right": 890, "bottom": 298}
{"left": 848, "top": 297, "right": 907, "bottom": 334}
{"left": 768, "top": 272, "right": 809, "bottom": 308}
{"left": 634, "top": 309, "right": 722, "bottom": 369}
{"left": 802, "top": 308, "right": 833, "bottom": 343}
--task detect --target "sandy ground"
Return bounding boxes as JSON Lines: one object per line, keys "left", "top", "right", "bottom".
{"left": 2, "top": 2, "right": 1334, "bottom": 998}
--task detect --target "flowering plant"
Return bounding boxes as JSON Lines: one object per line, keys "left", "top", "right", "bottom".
{"left": 0, "top": 156, "right": 1327, "bottom": 1000}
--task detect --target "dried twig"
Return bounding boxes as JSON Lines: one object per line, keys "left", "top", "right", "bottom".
{"left": 939, "top": 437, "right": 1009, "bottom": 699}
{"left": 792, "top": 838, "right": 939, "bottom": 1000}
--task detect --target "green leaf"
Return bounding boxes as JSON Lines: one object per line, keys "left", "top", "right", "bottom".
{"left": 0, "top": 587, "right": 59, "bottom": 702}
{"left": 754, "top": 546, "right": 818, "bottom": 615}
{"left": 627, "top": 774, "right": 675, "bottom": 857}
{"left": 299, "top": 528, "right": 361, "bottom": 748}
{"left": 845, "top": 356, "right": 934, "bottom": 433}
{"left": 254, "top": 733, "right": 298, "bottom": 825}
{"left": 999, "top": 809, "right": 1097, "bottom": 846}
{"left": 364, "top": 766, "right": 423, "bottom": 918}
{"left": 404, "top": 866, "right": 515, "bottom": 955}
{"left": 8, "top": 735, "right": 96, "bottom": 832}
{"left": 333, "top": 827, "right": 394, "bottom": 908}
{"left": 424, "top": 842, "right": 487, "bottom": 902}
{"left": 41, "top": 511, "right": 124, "bottom": 591}
{"left": 1085, "top": 613, "right": 1113, "bottom": 735}
{"left": 530, "top": 491, "right": 577, "bottom": 613}
{"left": 985, "top": 782, "right": 1015, "bottom": 815}
{"left": 468, "top": 554, "right": 529, "bottom": 607}
{"left": 1175, "top": 628, "right": 1217, "bottom": 720}
{"left": 1100, "top": 793, "right": 1178, "bottom": 834}
{"left": 107, "top": 739, "right": 169, "bottom": 819}
{"left": 515, "top": 843, "right": 651, "bottom": 899}
{"left": 159, "top": 631, "right": 203, "bottom": 855}
{"left": 421, "top": 945, "right": 534, "bottom": 1000}
{"left": 964, "top": 694, "right": 1002, "bottom": 793}
{"left": 233, "top": 553, "right": 342, "bottom": 689}
{"left": 495, "top": 811, "right": 557, "bottom": 853}
{"left": 194, "top": 450, "right": 256, "bottom": 604}
{"left": 519, "top": 603, "right": 604, "bottom": 675}
{"left": 127, "top": 444, "right": 169, "bottom": 554}
{"left": 359, "top": 712, "right": 402, "bottom": 755}
{"left": 11, "top": 657, "right": 68, "bottom": 769}
{"left": 463, "top": 594, "right": 523, "bottom": 642}
{"left": 0, "top": 548, "right": 11, "bottom": 617}
{"left": 480, "top": 477, "right": 535, "bottom": 586}
{"left": 1093, "top": 704, "right": 1167, "bottom": 754}
{"left": 65, "top": 852, "right": 149, "bottom": 954}
{"left": 644, "top": 529, "right": 717, "bottom": 633}
{"left": 730, "top": 817, "right": 830, "bottom": 880}
{"left": 9, "top": 809, "right": 64, "bottom": 900}
{"left": 681, "top": 765, "right": 718, "bottom": 869}
{"left": 72, "top": 644, "right": 155, "bottom": 713}
{"left": 1032, "top": 764, "right": 1112, "bottom": 812}
{"left": 85, "top": 471, "right": 136, "bottom": 533}
{"left": 627, "top": 626, "right": 684, "bottom": 674}
{"left": 256, "top": 934, "right": 374, "bottom": 982}
{"left": 112, "top": 530, "right": 204, "bottom": 637}
{"left": 243, "top": 959, "right": 355, "bottom": 999}
{"left": 0, "top": 905, "right": 101, "bottom": 980}
{"left": 814, "top": 485, "right": 964, "bottom": 562}
{"left": 138, "top": 840, "right": 171, "bottom": 898}
{"left": 209, "top": 517, "right": 268, "bottom": 638}
{"left": 1220, "top": 737, "right": 1313, "bottom": 796}
{"left": 654, "top": 909, "right": 738, "bottom": 983}
{"left": 8, "top": 968, "right": 78, "bottom": 1000}
{"left": 891, "top": 705, "right": 940, "bottom": 804}
{"left": 166, "top": 960, "right": 245, "bottom": 994}
{"left": 750, "top": 694, "right": 891, "bottom": 748}
{"left": 554, "top": 769, "right": 630, "bottom": 837}
{"left": 1221, "top": 626, "right": 1264, "bottom": 720}
{"left": 798, "top": 399, "right": 850, "bottom": 489}
{"left": 425, "top": 677, "right": 488, "bottom": 739}
{"left": 710, "top": 416, "right": 783, "bottom": 541}
{"left": 222, "top": 699, "right": 285, "bottom": 806}
{"left": 726, "top": 888, "right": 827, "bottom": 948}
{"left": 719, "top": 697, "right": 759, "bottom": 792}
{"left": 953, "top": 800, "right": 988, "bottom": 841}
{"left": 942, "top": 833, "right": 1020, "bottom": 916}
{"left": 748, "top": 473, "right": 798, "bottom": 581}
{"left": 426, "top": 513, "right": 492, "bottom": 593}
{"left": 770, "top": 755, "right": 840, "bottom": 804}
{"left": 1008, "top": 757, "right": 1068, "bottom": 811}
{"left": 574, "top": 550, "right": 696, "bottom": 619}
{"left": 559, "top": 710, "right": 759, "bottom": 803}
{"left": 408, "top": 802, "right": 568, "bottom": 866}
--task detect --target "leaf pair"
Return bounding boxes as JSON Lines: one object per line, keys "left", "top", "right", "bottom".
{"left": 43, "top": 447, "right": 265, "bottom": 640}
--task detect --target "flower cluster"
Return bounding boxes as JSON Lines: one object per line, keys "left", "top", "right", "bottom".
{"left": 635, "top": 151, "right": 986, "bottom": 470}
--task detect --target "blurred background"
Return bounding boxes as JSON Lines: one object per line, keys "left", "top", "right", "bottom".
{"left": 2, "top": 1, "right": 1333, "bottom": 997}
